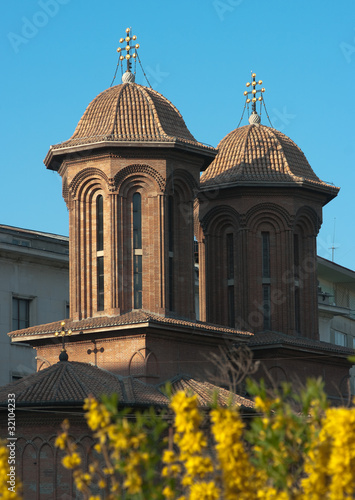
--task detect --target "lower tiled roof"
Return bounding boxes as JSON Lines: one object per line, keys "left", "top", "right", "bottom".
{"left": 167, "top": 375, "right": 254, "bottom": 409}
{"left": 9, "top": 310, "right": 252, "bottom": 340}
{"left": 0, "top": 362, "right": 124, "bottom": 405}
{"left": 248, "top": 331, "right": 354, "bottom": 356}
{"left": 0, "top": 362, "right": 253, "bottom": 409}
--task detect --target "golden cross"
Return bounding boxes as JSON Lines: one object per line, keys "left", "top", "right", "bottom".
{"left": 244, "top": 72, "right": 265, "bottom": 113}
{"left": 117, "top": 28, "right": 140, "bottom": 71}
{"left": 55, "top": 321, "right": 72, "bottom": 359}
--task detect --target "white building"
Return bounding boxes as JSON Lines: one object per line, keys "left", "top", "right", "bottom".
{"left": 318, "top": 256, "right": 355, "bottom": 394}
{"left": 0, "top": 225, "right": 69, "bottom": 386}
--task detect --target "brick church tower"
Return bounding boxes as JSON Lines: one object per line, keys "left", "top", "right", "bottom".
{"left": 14, "top": 32, "right": 252, "bottom": 382}
{"left": 196, "top": 74, "right": 339, "bottom": 339}
{"left": 45, "top": 70, "right": 214, "bottom": 323}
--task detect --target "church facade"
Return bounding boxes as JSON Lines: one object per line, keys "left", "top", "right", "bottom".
{"left": 1, "top": 37, "right": 354, "bottom": 498}
{"left": 8, "top": 60, "right": 353, "bottom": 397}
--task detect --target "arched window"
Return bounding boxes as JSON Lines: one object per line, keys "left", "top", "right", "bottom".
{"left": 168, "top": 195, "right": 174, "bottom": 311}
{"left": 261, "top": 231, "right": 271, "bottom": 330}
{"left": 96, "top": 195, "right": 104, "bottom": 311}
{"left": 226, "top": 233, "right": 235, "bottom": 327}
{"left": 133, "top": 193, "right": 142, "bottom": 309}
{"left": 294, "top": 233, "right": 301, "bottom": 332}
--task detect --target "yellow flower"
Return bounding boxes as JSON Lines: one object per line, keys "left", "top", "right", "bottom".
{"left": 54, "top": 433, "right": 67, "bottom": 450}
{"left": 62, "top": 452, "right": 81, "bottom": 469}
{"left": 163, "top": 485, "right": 175, "bottom": 499}
{"left": 189, "top": 481, "right": 220, "bottom": 500}
{"left": 162, "top": 450, "right": 176, "bottom": 463}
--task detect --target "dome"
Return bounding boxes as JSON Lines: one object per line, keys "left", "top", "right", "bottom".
{"left": 45, "top": 81, "right": 216, "bottom": 170}
{"left": 201, "top": 124, "right": 338, "bottom": 195}
{"left": 53, "top": 82, "right": 209, "bottom": 149}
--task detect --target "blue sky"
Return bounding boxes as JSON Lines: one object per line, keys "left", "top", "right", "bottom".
{"left": 2, "top": 0, "right": 355, "bottom": 270}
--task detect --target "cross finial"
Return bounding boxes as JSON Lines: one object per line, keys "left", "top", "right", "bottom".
{"left": 117, "top": 27, "right": 140, "bottom": 82}
{"left": 55, "top": 321, "right": 72, "bottom": 361}
{"left": 244, "top": 72, "right": 265, "bottom": 117}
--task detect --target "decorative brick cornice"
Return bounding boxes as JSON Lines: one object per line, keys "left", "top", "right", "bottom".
{"left": 200, "top": 205, "right": 240, "bottom": 234}
{"left": 114, "top": 164, "right": 165, "bottom": 192}
{"left": 70, "top": 168, "right": 112, "bottom": 197}
{"left": 245, "top": 202, "right": 293, "bottom": 230}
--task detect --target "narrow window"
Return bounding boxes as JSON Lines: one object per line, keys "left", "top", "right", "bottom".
{"left": 97, "top": 256, "right": 104, "bottom": 311}
{"left": 294, "top": 233, "right": 300, "bottom": 332}
{"left": 294, "top": 287, "right": 300, "bottom": 333}
{"left": 263, "top": 285, "right": 271, "bottom": 330}
{"left": 168, "top": 196, "right": 174, "bottom": 311}
{"left": 226, "top": 233, "right": 235, "bottom": 326}
{"left": 133, "top": 193, "right": 142, "bottom": 250}
{"left": 134, "top": 255, "right": 142, "bottom": 309}
{"left": 261, "top": 232, "right": 271, "bottom": 329}
{"left": 96, "top": 195, "right": 104, "bottom": 251}
{"left": 262, "top": 232, "right": 270, "bottom": 279}
{"left": 226, "top": 233, "right": 234, "bottom": 280}
{"left": 96, "top": 195, "right": 104, "bottom": 311}
{"left": 12, "top": 298, "right": 30, "bottom": 330}
{"left": 228, "top": 286, "right": 235, "bottom": 327}
{"left": 133, "top": 193, "right": 142, "bottom": 309}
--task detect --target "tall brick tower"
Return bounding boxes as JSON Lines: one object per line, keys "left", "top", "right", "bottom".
{"left": 196, "top": 73, "right": 339, "bottom": 339}
{"left": 44, "top": 36, "right": 215, "bottom": 323}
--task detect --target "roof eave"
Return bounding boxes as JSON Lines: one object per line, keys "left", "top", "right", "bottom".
{"left": 200, "top": 178, "right": 339, "bottom": 200}
{"left": 44, "top": 140, "right": 217, "bottom": 171}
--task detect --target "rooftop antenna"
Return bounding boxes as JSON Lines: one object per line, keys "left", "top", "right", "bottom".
{"left": 329, "top": 217, "right": 338, "bottom": 262}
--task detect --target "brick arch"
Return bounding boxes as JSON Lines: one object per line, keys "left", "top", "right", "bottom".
{"left": 39, "top": 443, "right": 55, "bottom": 499}
{"left": 166, "top": 169, "right": 198, "bottom": 201}
{"left": 245, "top": 203, "right": 292, "bottom": 233}
{"left": 294, "top": 205, "right": 321, "bottom": 236}
{"left": 114, "top": 164, "right": 165, "bottom": 194}
{"left": 267, "top": 365, "right": 288, "bottom": 385}
{"left": 22, "top": 442, "right": 39, "bottom": 495}
{"left": 62, "top": 176, "right": 69, "bottom": 205}
{"left": 129, "top": 348, "right": 159, "bottom": 378}
{"left": 200, "top": 205, "right": 240, "bottom": 234}
{"left": 69, "top": 167, "right": 111, "bottom": 199}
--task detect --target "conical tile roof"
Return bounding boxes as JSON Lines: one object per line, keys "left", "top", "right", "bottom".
{"left": 50, "top": 83, "right": 211, "bottom": 150}
{"left": 201, "top": 124, "right": 339, "bottom": 196}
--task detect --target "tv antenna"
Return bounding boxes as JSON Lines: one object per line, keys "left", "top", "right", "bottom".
{"left": 329, "top": 217, "right": 338, "bottom": 262}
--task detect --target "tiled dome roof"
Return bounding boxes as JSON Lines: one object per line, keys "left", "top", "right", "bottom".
{"left": 53, "top": 82, "right": 202, "bottom": 148}
{"left": 201, "top": 124, "right": 337, "bottom": 193}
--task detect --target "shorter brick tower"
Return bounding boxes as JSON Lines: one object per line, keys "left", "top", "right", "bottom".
{"left": 196, "top": 73, "right": 339, "bottom": 339}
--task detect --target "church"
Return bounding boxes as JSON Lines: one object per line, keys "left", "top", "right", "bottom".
{"left": 0, "top": 28, "right": 353, "bottom": 498}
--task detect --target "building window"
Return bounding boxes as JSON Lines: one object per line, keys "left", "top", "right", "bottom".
{"left": 226, "top": 233, "right": 235, "bottom": 326}
{"left": 294, "top": 234, "right": 300, "bottom": 333}
{"left": 261, "top": 232, "right": 271, "bottom": 329}
{"left": 134, "top": 255, "right": 142, "bottom": 309}
{"left": 334, "top": 331, "right": 346, "bottom": 347}
{"left": 133, "top": 193, "right": 142, "bottom": 309}
{"left": 97, "top": 256, "right": 104, "bottom": 311}
{"left": 263, "top": 284, "right": 271, "bottom": 330}
{"left": 12, "top": 298, "right": 30, "bottom": 330}
{"left": 133, "top": 193, "right": 142, "bottom": 250}
{"left": 262, "top": 232, "right": 270, "bottom": 279}
{"left": 295, "top": 287, "right": 300, "bottom": 333}
{"left": 168, "top": 196, "right": 174, "bottom": 311}
{"left": 96, "top": 195, "right": 104, "bottom": 311}
{"left": 228, "top": 286, "right": 235, "bottom": 327}
{"left": 226, "top": 233, "right": 234, "bottom": 280}
{"left": 96, "top": 195, "right": 104, "bottom": 251}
